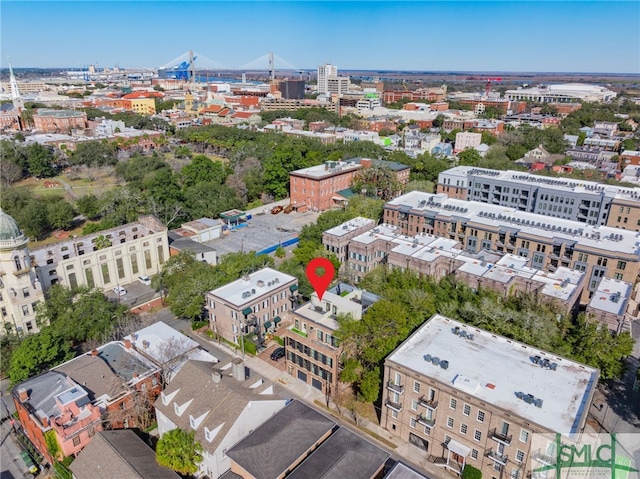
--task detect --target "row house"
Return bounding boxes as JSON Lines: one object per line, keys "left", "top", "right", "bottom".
{"left": 282, "top": 283, "right": 381, "bottom": 394}
{"left": 436, "top": 166, "right": 640, "bottom": 231}
{"left": 322, "top": 216, "right": 376, "bottom": 265}
{"left": 382, "top": 191, "right": 640, "bottom": 305}
{"left": 381, "top": 314, "right": 599, "bottom": 479}
{"left": 207, "top": 268, "right": 298, "bottom": 346}
{"left": 327, "top": 222, "right": 587, "bottom": 318}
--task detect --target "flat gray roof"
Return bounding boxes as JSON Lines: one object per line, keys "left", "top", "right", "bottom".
{"left": 386, "top": 191, "right": 640, "bottom": 255}
{"left": 387, "top": 315, "right": 598, "bottom": 438}
{"left": 290, "top": 160, "right": 361, "bottom": 179}
{"left": 324, "top": 216, "right": 375, "bottom": 237}
{"left": 588, "top": 277, "right": 632, "bottom": 316}
{"left": 209, "top": 267, "right": 297, "bottom": 307}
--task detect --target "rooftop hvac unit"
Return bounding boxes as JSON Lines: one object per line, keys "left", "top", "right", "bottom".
{"left": 424, "top": 354, "right": 432, "bottom": 362}
{"left": 440, "top": 360, "right": 449, "bottom": 370}
{"left": 533, "top": 398, "right": 543, "bottom": 408}
{"left": 431, "top": 356, "right": 440, "bottom": 365}
{"left": 251, "top": 289, "right": 256, "bottom": 294}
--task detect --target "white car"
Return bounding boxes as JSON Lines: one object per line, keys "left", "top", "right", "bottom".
{"left": 113, "top": 286, "right": 127, "bottom": 296}
{"left": 138, "top": 275, "right": 151, "bottom": 286}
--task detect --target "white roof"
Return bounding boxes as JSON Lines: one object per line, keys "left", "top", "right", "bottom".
{"left": 324, "top": 217, "right": 375, "bottom": 237}
{"left": 124, "top": 321, "right": 199, "bottom": 365}
{"left": 386, "top": 191, "right": 640, "bottom": 254}
{"left": 388, "top": 315, "right": 598, "bottom": 437}
{"left": 208, "top": 267, "right": 297, "bottom": 307}
{"left": 588, "top": 277, "right": 632, "bottom": 316}
{"left": 290, "top": 160, "right": 361, "bottom": 179}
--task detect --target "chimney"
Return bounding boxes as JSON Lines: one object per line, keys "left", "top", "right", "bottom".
{"left": 41, "top": 415, "right": 49, "bottom": 427}
{"left": 124, "top": 339, "right": 132, "bottom": 349}
{"left": 232, "top": 358, "right": 245, "bottom": 382}
{"left": 91, "top": 349, "right": 99, "bottom": 357}
{"left": 212, "top": 370, "right": 222, "bottom": 383}
{"left": 18, "top": 388, "right": 29, "bottom": 402}
{"left": 361, "top": 158, "right": 372, "bottom": 168}
{"left": 133, "top": 372, "right": 139, "bottom": 379}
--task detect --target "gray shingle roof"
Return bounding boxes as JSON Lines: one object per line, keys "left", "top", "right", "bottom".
{"left": 69, "top": 429, "right": 181, "bottom": 479}
{"left": 287, "top": 427, "right": 390, "bottom": 479}
{"left": 153, "top": 360, "right": 283, "bottom": 453}
{"left": 226, "top": 399, "right": 335, "bottom": 479}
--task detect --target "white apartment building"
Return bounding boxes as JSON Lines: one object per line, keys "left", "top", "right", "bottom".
{"left": 317, "top": 63, "right": 338, "bottom": 94}
{"left": 454, "top": 132, "right": 482, "bottom": 154}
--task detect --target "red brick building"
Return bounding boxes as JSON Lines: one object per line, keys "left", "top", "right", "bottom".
{"left": 33, "top": 109, "right": 88, "bottom": 133}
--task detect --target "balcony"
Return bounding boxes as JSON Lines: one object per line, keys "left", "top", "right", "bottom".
{"left": 385, "top": 399, "right": 403, "bottom": 412}
{"left": 486, "top": 449, "right": 509, "bottom": 465}
{"left": 386, "top": 380, "right": 404, "bottom": 394}
{"left": 417, "top": 414, "right": 435, "bottom": 428}
{"left": 418, "top": 396, "right": 438, "bottom": 410}
{"left": 532, "top": 450, "right": 555, "bottom": 466}
{"left": 490, "top": 428, "right": 512, "bottom": 445}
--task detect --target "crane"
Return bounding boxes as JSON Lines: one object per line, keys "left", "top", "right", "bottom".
{"left": 485, "top": 77, "right": 502, "bottom": 97}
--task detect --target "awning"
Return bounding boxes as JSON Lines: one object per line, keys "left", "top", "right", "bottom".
{"left": 447, "top": 439, "right": 471, "bottom": 457}
{"left": 242, "top": 307, "right": 253, "bottom": 316}
{"left": 289, "top": 284, "right": 298, "bottom": 292}
{"left": 264, "top": 321, "right": 272, "bottom": 330}
{"left": 274, "top": 316, "right": 282, "bottom": 324}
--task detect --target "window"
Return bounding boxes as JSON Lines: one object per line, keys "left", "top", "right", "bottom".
{"left": 412, "top": 400, "right": 418, "bottom": 411}
{"left": 520, "top": 429, "right": 529, "bottom": 443}
{"left": 463, "top": 404, "right": 471, "bottom": 416}
{"left": 410, "top": 418, "right": 417, "bottom": 429}
{"left": 474, "top": 430, "right": 482, "bottom": 441}
{"left": 73, "top": 436, "right": 81, "bottom": 447}
{"left": 477, "top": 410, "right": 485, "bottom": 422}
{"left": 494, "top": 462, "right": 503, "bottom": 472}
{"left": 1, "top": 307, "right": 6, "bottom": 317}
{"left": 516, "top": 450, "right": 525, "bottom": 463}
{"left": 450, "top": 398, "right": 457, "bottom": 410}
{"left": 392, "top": 410, "right": 398, "bottom": 419}
{"left": 447, "top": 417, "right": 454, "bottom": 428}
{"left": 461, "top": 423, "right": 468, "bottom": 435}
{"left": 22, "top": 287, "right": 30, "bottom": 298}
{"left": 414, "top": 381, "right": 421, "bottom": 393}
{"left": 617, "top": 261, "right": 627, "bottom": 271}
{"left": 614, "top": 273, "right": 623, "bottom": 280}
{"left": 471, "top": 449, "right": 479, "bottom": 460}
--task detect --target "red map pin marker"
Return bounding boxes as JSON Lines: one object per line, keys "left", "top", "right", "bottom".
{"left": 306, "top": 258, "right": 335, "bottom": 301}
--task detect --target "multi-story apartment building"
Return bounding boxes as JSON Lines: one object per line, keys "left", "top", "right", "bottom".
{"left": 0, "top": 209, "right": 45, "bottom": 336}
{"left": 282, "top": 283, "right": 380, "bottom": 394}
{"left": 206, "top": 268, "right": 298, "bottom": 346}
{"left": 383, "top": 191, "right": 640, "bottom": 304}
{"left": 326, "top": 221, "right": 586, "bottom": 317}
{"left": 437, "top": 166, "right": 640, "bottom": 230}
{"left": 322, "top": 216, "right": 376, "bottom": 265}
{"left": 33, "top": 109, "right": 88, "bottom": 133}
{"left": 381, "top": 314, "right": 599, "bottom": 479}
{"left": 454, "top": 132, "right": 482, "bottom": 154}
{"left": 12, "top": 373, "right": 104, "bottom": 463}
{"left": 31, "top": 216, "right": 169, "bottom": 292}
{"left": 586, "top": 277, "right": 635, "bottom": 332}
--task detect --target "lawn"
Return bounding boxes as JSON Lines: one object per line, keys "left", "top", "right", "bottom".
{"left": 14, "top": 167, "right": 121, "bottom": 200}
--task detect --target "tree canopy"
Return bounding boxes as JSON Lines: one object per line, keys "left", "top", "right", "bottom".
{"left": 156, "top": 428, "right": 203, "bottom": 475}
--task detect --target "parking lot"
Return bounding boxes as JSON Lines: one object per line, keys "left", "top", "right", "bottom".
{"left": 204, "top": 209, "right": 321, "bottom": 257}
{"left": 105, "top": 279, "right": 158, "bottom": 307}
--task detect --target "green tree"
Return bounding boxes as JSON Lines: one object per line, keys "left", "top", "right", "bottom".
{"left": 9, "top": 328, "right": 74, "bottom": 384}
{"left": 156, "top": 428, "right": 203, "bottom": 475}
{"left": 71, "top": 140, "right": 117, "bottom": 167}
{"left": 351, "top": 165, "right": 402, "bottom": 200}
{"left": 18, "top": 200, "right": 49, "bottom": 239}
{"left": 457, "top": 148, "right": 482, "bottom": 166}
{"left": 46, "top": 197, "right": 75, "bottom": 231}
{"left": 462, "top": 464, "right": 482, "bottom": 479}
{"left": 181, "top": 155, "right": 228, "bottom": 188}
{"left": 76, "top": 194, "right": 101, "bottom": 220}
{"left": 26, "top": 143, "right": 56, "bottom": 178}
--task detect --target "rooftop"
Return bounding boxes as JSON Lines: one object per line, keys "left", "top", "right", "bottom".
{"left": 208, "top": 267, "right": 297, "bottom": 307}
{"left": 226, "top": 399, "right": 336, "bottom": 479}
{"left": 384, "top": 462, "right": 433, "bottom": 479}
{"left": 440, "top": 166, "right": 640, "bottom": 201}
{"left": 385, "top": 191, "right": 640, "bottom": 255}
{"left": 588, "top": 277, "right": 632, "bottom": 316}
{"left": 286, "top": 427, "right": 389, "bottom": 479}
{"left": 35, "top": 108, "right": 86, "bottom": 118}
{"left": 69, "top": 430, "right": 181, "bottom": 479}
{"left": 290, "top": 160, "right": 362, "bottom": 179}
{"left": 387, "top": 315, "right": 598, "bottom": 438}
{"left": 324, "top": 216, "right": 375, "bottom": 238}
{"left": 124, "top": 321, "right": 201, "bottom": 366}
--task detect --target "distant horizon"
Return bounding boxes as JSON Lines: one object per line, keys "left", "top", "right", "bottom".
{"left": 2, "top": 2, "right": 639, "bottom": 73}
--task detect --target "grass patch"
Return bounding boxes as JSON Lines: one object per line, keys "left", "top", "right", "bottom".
{"left": 272, "top": 335, "right": 285, "bottom": 346}
{"left": 291, "top": 327, "right": 307, "bottom": 338}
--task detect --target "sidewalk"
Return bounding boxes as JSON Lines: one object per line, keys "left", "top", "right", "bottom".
{"left": 189, "top": 330, "right": 454, "bottom": 479}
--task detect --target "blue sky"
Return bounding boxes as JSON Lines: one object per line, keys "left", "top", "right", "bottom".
{"left": 1, "top": 1, "right": 639, "bottom": 73}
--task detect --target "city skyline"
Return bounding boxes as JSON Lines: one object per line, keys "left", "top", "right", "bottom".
{"left": 1, "top": 1, "right": 639, "bottom": 73}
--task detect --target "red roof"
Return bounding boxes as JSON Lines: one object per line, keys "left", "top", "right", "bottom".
{"left": 530, "top": 162, "right": 547, "bottom": 171}
{"left": 231, "top": 111, "right": 256, "bottom": 119}
{"left": 122, "top": 92, "right": 163, "bottom": 100}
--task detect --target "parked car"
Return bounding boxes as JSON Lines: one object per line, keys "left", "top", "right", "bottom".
{"left": 112, "top": 286, "right": 127, "bottom": 296}
{"left": 138, "top": 275, "right": 151, "bottom": 286}
{"left": 20, "top": 450, "right": 38, "bottom": 475}
{"left": 270, "top": 347, "right": 285, "bottom": 361}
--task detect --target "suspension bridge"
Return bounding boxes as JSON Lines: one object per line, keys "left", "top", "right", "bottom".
{"left": 159, "top": 51, "right": 302, "bottom": 72}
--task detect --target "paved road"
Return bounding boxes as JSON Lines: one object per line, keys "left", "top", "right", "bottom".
{"left": 0, "top": 418, "right": 33, "bottom": 479}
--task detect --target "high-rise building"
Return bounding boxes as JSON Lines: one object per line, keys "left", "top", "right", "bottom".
{"left": 317, "top": 63, "right": 338, "bottom": 95}
{"left": 278, "top": 79, "right": 306, "bottom": 99}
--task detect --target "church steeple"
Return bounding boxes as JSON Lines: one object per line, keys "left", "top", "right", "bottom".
{"left": 9, "top": 64, "right": 24, "bottom": 111}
